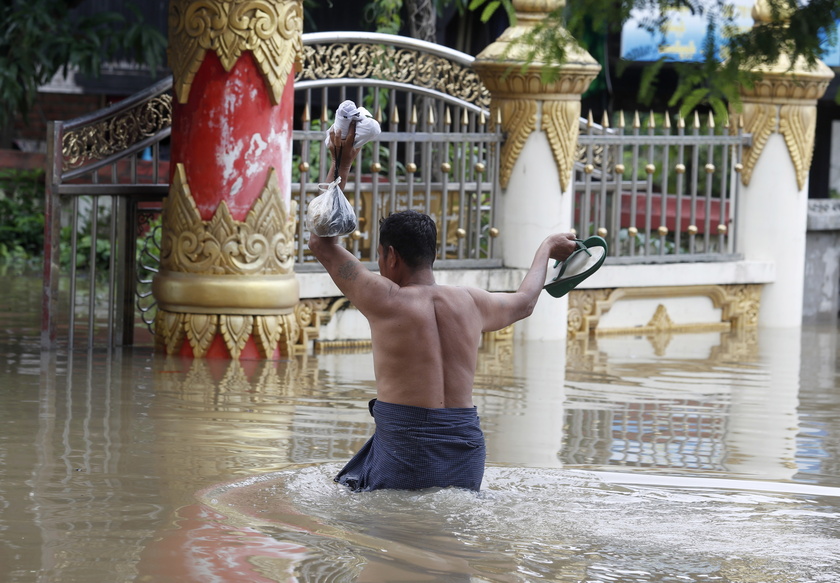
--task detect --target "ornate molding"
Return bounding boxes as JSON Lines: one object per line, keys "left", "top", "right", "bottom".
{"left": 168, "top": 0, "right": 303, "bottom": 105}
{"left": 779, "top": 103, "right": 818, "bottom": 191}
{"left": 543, "top": 100, "right": 581, "bottom": 190}
{"left": 738, "top": 102, "right": 776, "bottom": 187}
{"left": 156, "top": 309, "right": 298, "bottom": 357}
{"left": 567, "top": 284, "right": 762, "bottom": 337}
{"left": 736, "top": 54, "right": 833, "bottom": 189}
{"left": 497, "top": 99, "right": 537, "bottom": 188}
{"left": 62, "top": 94, "right": 172, "bottom": 170}
{"left": 297, "top": 42, "right": 489, "bottom": 109}
{"left": 159, "top": 163, "right": 296, "bottom": 276}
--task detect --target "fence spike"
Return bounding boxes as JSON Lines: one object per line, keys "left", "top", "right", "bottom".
{"left": 445, "top": 107, "right": 452, "bottom": 126}
{"left": 496, "top": 107, "right": 502, "bottom": 126}
{"left": 664, "top": 111, "right": 671, "bottom": 129}
{"left": 618, "top": 110, "right": 626, "bottom": 129}
{"left": 723, "top": 112, "right": 730, "bottom": 129}
{"left": 429, "top": 106, "right": 436, "bottom": 125}
{"left": 392, "top": 105, "right": 400, "bottom": 126}
{"left": 678, "top": 113, "right": 685, "bottom": 129}
{"left": 375, "top": 105, "right": 383, "bottom": 123}
{"left": 707, "top": 111, "right": 715, "bottom": 129}
{"left": 601, "top": 110, "right": 610, "bottom": 128}
{"left": 301, "top": 103, "right": 310, "bottom": 123}
{"left": 693, "top": 111, "right": 700, "bottom": 129}
{"left": 411, "top": 104, "right": 418, "bottom": 125}
{"left": 648, "top": 110, "right": 656, "bottom": 129}
{"left": 462, "top": 108, "right": 469, "bottom": 126}
{"left": 479, "top": 109, "right": 486, "bottom": 125}
{"left": 587, "top": 110, "right": 594, "bottom": 128}
{"left": 738, "top": 113, "right": 744, "bottom": 129}
{"left": 321, "top": 103, "right": 329, "bottom": 123}
{"left": 633, "top": 111, "right": 641, "bottom": 129}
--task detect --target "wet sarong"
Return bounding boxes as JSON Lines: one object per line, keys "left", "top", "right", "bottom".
{"left": 335, "top": 399, "right": 486, "bottom": 492}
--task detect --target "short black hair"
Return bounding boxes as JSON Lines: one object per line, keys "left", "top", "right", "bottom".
{"left": 379, "top": 210, "right": 437, "bottom": 268}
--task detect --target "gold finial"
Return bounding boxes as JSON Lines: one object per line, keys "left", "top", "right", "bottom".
{"left": 375, "top": 105, "right": 383, "bottom": 123}
{"left": 707, "top": 111, "right": 715, "bottom": 129}
{"left": 496, "top": 108, "right": 502, "bottom": 126}
{"left": 392, "top": 106, "right": 400, "bottom": 125}
{"left": 321, "top": 104, "right": 329, "bottom": 123}
{"left": 587, "top": 110, "right": 594, "bottom": 128}
{"left": 411, "top": 105, "right": 418, "bottom": 125}
{"left": 633, "top": 111, "right": 641, "bottom": 129}
{"left": 693, "top": 111, "right": 700, "bottom": 129}
{"left": 648, "top": 111, "right": 656, "bottom": 129}
{"left": 664, "top": 112, "right": 671, "bottom": 129}
{"left": 601, "top": 110, "right": 610, "bottom": 128}
{"left": 678, "top": 114, "right": 685, "bottom": 129}
{"left": 462, "top": 108, "right": 469, "bottom": 126}
{"left": 429, "top": 106, "right": 436, "bottom": 126}
{"left": 479, "top": 109, "right": 486, "bottom": 125}
{"left": 618, "top": 111, "right": 626, "bottom": 129}
{"left": 445, "top": 107, "right": 452, "bottom": 126}
{"left": 301, "top": 103, "right": 310, "bottom": 123}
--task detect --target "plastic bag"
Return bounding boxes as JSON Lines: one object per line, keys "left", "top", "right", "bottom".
{"left": 306, "top": 177, "right": 358, "bottom": 237}
{"left": 324, "top": 100, "right": 381, "bottom": 149}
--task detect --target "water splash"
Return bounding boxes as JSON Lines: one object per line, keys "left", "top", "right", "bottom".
{"left": 198, "top": 464, "right": 840, "bottom": 582}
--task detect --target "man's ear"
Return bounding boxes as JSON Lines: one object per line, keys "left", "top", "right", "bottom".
{"left": 386, "top": 245, "right": 399, "bottom": 267}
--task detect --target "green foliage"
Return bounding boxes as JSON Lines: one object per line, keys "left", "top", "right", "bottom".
{"left": 0, "top": 169, "right": 45, "bottom": 266}
{"left": 0, "top": 0, "right": 167, "bottom": 130}
{"left": 365, "top": 0, "right": 404, "bottom": 34}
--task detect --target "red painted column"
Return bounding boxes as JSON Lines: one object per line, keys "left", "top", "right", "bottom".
{"left": 153, "top": 1, "right": 303, "bottom": 359}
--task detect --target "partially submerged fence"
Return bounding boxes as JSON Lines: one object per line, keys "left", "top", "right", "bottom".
{"left": 574, "top": 111, "right": 748, "bottom": 263}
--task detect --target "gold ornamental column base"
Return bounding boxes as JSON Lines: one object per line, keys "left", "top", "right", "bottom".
{"left": 153, "top": 271, "right": 301, "bottom": 359}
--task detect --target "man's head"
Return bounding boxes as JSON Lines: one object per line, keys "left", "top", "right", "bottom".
{"left": 378, "top": 210, "right": 437, "bottom": 269}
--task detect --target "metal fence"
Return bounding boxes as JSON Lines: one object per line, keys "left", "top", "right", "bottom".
{"left": 574, "top": 111, "right": 750, "bottom": 263}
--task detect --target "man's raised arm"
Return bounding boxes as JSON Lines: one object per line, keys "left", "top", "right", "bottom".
{"left": 469, "top": 233, "right": 578, "bottom": 332}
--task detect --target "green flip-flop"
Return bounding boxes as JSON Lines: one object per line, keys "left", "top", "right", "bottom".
{"left": 544, "top": 235, "right": 608, "bottom": 298}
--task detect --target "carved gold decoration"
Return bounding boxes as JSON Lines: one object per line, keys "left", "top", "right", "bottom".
{"left": 733, "top": 31, "right": 833, "bottom": 189}
{"left": 62, "top": 94, "right": 172, "bottom": 170}
{"left": 220, "top": 314, "right": 254, "bottom": 358}
{"left": 185, "top": 313, "right": 219, "bottom": 358}
{"left": 473, "top": 0, "right": 599, "bottom": 191}
{"left": 296, "top": 41, "right": 489, "bottom": 109}
{"left": 544, "top": 100, "right": 582, "bottom": 190}
{"left": 168, "top": 0, "right": 304, "bottom": 105}
{"left": 160, "top": 164, "right": 296, "bottom": 276}
{"left": 647, "top": 304, "right": 675, "bottom": 331}
{"left": 156, "top": 309, "right": 299, "bottom": 357}
{"left": 567, "top": 284, "right": 762, "bottom": 337}
{"left": 497, "top": 100, "right": 538, "bottom": 188}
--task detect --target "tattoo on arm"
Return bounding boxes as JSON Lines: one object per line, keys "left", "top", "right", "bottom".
{"left": 337, "top": 260, "right": 359, "bottom": 281}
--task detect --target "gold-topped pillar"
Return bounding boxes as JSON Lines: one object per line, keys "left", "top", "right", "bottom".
{"left": 733, "top": 0, "right": 833, "bottom": 327}
{"left": 152, "top": 0, "right": 304, "bottom": 358}
{"left": 473, "top": 0, "right": 600, "bottom": 340}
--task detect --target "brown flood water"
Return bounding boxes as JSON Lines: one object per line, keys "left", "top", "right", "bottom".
{"left": 1, "top": 274, "right": 840, "bottom": 582}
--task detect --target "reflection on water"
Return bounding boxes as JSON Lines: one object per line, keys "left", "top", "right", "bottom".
{"left": 0, "top": 275, "right": 839, "bottom": 582}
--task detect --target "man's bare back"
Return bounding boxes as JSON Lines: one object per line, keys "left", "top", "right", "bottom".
{"left": 367, "top": 283, "right": 484, "bottom": 409}
{"left": 310, "top": 121, "right": 577, "bottom": 492}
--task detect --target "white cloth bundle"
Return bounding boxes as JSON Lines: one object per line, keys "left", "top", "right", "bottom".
{"left": 324, "top": 100, "right": 381, "bottom": 148}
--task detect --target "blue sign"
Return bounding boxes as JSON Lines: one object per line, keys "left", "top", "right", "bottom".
{"left": 620, "top": 0, "right": 838, "bottom": 65}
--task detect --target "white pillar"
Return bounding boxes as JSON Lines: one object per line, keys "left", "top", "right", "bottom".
{"left": 501, "top": 122, "right": 573, "bottom": 340}
{"left": 736, "top": 133, "right": 809, "bottom": 327}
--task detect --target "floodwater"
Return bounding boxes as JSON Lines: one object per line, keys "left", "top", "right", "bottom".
{"left": 1, "top": 274, "right": 840, "bottom": 582}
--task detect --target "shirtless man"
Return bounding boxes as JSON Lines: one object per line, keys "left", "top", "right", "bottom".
{"left": 309, "top": 123, "right": 577, "bottom": 492}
